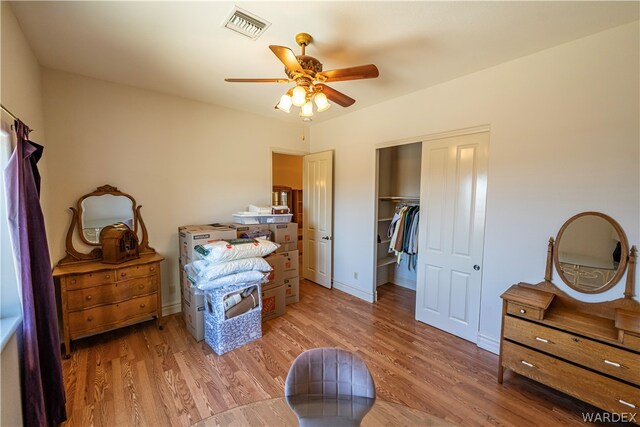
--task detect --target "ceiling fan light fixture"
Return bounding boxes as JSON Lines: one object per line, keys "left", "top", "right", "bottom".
{"left": 314, "top": 92, "right": 331, "bottom": 112}
{"left": 300, "top": 101, "right": 314, "bottom": 117}
{"left": 276, "top": 94, "right": 292, "bottom": 113}
{"left": 292, "top": 86, "right": 307, "bottom": 107}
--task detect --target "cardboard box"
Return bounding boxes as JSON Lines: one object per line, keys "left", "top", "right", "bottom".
{"left": 264, "top": 253, "right": 285, "bottom": 289}
{"left": 262, "top": 284, "right": 286, "bottom": 321}
{"left": 204, "top": 282, "right": 262, "bottom": 355}
{"left": 269, "top": 223, "right": 298, "bottom": 244}
{"left": 226, "top": 223, "right": 270, "bottom": 239}
{"left": 182, "top": 283, "right": 204, "bottom": 306}
{"left": 284, "top": 276, "right": 299, "bottom": 305}
{"left": 275, "top": 242, "right": 297, "bottom": 253}
{"left": 183, "top": 297, "right": 205, "bottom": 342}
{"left": 278, "top": 250, "right": 299, "bottom": 279}
{"left": 179, "top": 225, "right": 236, "bottom": 265}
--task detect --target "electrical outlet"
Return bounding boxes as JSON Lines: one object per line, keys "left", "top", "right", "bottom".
{"left": 353, "top": 272, "right": 358, "bottom": 280}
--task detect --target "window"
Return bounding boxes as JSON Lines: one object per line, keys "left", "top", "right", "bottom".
{"left": 0, "top": 128, "right": 22, "bottom": 349}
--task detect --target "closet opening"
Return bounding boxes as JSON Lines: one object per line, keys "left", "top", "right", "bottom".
{"left": 271, "top": 152, "right": 304, "bottom": 260}
{"left": 374, "top": 142, "right": 422, "bottom": 303}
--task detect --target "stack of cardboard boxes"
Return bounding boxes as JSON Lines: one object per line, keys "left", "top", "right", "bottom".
{"left": 178, "top": 224, "right": 236, "bottom": 341}
{"left": 178, "top": 221, "right": 301, "bottom": 341}
{"left": 265, "top": 223, "right": 300, "bottom": 307}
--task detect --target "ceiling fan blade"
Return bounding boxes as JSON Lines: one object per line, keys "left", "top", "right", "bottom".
{"left": 225, "top": 78, "right": 290, "bottom": 83}
{"left": 318, "top": 64, "right": 379, "bottom": 82}
{"left": 316, "top": 84, "right": 355, "bottom": 107}
{"left": 269, "top": 45, "right": 304, "bottom": 73}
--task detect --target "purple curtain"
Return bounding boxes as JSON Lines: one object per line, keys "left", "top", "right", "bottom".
{"left": 4, "top": 120, "right": 66, "bottom": 426}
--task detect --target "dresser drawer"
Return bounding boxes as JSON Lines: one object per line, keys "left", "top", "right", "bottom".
{"left": 68, "top": 294, "right": 157, "bottom": 335}
{"left": 506, "top": 301, "right": 544, "bottom": 321}
{"left": 502, "top": 341, "right": 639, "bottom": 416}
{"left": 116, "top": 262, "right": 160, "bottom": 281}
{"left": 504, "top": 316, "right": 640, "bottom": 386}
{"left": 65, "top": 270, "right": 115, "bottom": 290}
{"left": 66, "top": 277, "right": 157, "bottom": 311}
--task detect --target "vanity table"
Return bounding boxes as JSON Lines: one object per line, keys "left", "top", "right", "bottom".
{"left": 53, "top": 185, "right": 164, "bottom": 357}
{"left": 499, "top": 212, "right": 639, "bottom": 420}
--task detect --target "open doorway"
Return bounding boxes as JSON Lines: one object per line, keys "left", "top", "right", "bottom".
{"left": 272, "top": 152, "right": 304, "bottom": 259}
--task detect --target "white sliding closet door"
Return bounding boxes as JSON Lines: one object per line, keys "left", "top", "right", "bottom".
{"left": 415, "top": 131, "right": 489, "bottom": 343}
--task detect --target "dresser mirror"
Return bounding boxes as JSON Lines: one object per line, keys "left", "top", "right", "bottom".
{"left": 80, "top": 193, "right": 136, "bottom": 244}
{"left": 552, "top": 211, "right": 629, "bottom": 294}
{"left": 58, "top": 184, "right": 153, "bottom": 264}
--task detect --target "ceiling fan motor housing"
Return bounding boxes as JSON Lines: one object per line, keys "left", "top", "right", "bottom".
{"left": 285, "top": 55, "right": 323, "bottom": 80}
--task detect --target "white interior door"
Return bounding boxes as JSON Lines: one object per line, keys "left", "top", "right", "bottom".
{"left": 415, "top": 131, "right": 489, "bottom": 343}
{"left": 303, "top": 151, "right": 333, "bottom": 288}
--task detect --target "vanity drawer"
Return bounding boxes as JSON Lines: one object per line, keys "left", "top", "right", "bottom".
{"left": 66, "top": 277, "right": 157, "bottom": 312}
{"left": 116, "top": 262, "right": 160, "bottom": 281}
{"left": 506, "top": 301, "right": 544, "bottom": 321}
{"left": 68, "top": 294, "right": 157, "bottom": 336}
{"left": 502, "top": 341, "right": 640, "bottom": 417}
{"left": 65, "top": 270, "right": 115, "bottom": 290}
{"left": 504, "top": 316, "right": 640, "bottom": 386}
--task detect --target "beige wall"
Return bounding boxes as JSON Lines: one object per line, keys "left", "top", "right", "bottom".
{"left": 272, "top": 153, "right": 303, "bottom": 190}
{"left": 41, "top": 69, "right": 307, "bottom": 313}
{"left": 311, "top": 22, "right": 640, "bottom": 352}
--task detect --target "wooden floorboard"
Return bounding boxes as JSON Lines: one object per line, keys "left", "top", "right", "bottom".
{"left": 61, "top": 281, "right": 613, "bottom": 426}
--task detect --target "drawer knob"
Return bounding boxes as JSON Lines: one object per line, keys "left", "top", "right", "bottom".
{"left": 71, "top": 279, "right": 77, "bottom": 284}
{"left": 86, "top": 295, "right": 93, "bottom": 301}
{"left": 149, "top": 266, "right": 155, "bottom": 272}
{"left": 140, "top": 303, "right": 146, "bottom": 308}
{"left": 139, "top": 284, "right": 145, "bottom": 290}
{"left": 604, "top": 359, "right": 622, "bottom": 368}
{"left": 121, "top": 273, "right": 127, "bottom": 277}
{"left": 520, "top": 309, "right": 526, "bottom": 314}
{"left": 521, "top": 360, "right": 535, "bottom": 368}
{"left": 105, "top": 275, "right": 110, "bottom": 279}
{"left": 87, "top": 316, "right": 93, "bottom": 322}
{"left": 618, "top": 399, "right": 636, "bottom": 409}
{"left": 535, "top": 337, "right": 549, "bottom": 343}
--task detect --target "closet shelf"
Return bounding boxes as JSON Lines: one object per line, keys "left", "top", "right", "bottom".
{"left": 377, "top": 256, "right": 397, "bottom": 267}
{"left": 378, "top": 196, "right": 420, "bottom": 202}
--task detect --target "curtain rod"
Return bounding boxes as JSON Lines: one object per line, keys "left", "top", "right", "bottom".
{"left": 1, "top": 104, "right": 33, "bottom": 132}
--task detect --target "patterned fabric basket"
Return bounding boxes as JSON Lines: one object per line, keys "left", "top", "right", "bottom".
{"left": 204, "top": 281, "right": 262, "bottom": 355}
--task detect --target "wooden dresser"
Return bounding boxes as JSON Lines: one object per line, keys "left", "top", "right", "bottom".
{"left": 53, "top": 253, "right": 164, "bottom": 356}
{"left": 499, "top": 282, "right": 639, "bottom": 421}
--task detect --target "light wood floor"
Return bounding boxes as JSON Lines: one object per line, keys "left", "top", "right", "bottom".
{"left": 61, "top": 281, "right": 610, "bottom": 426}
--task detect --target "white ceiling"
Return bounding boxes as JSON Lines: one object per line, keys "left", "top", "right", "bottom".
{"left": 9, "top": 1, "right": 639, "bottom": 124}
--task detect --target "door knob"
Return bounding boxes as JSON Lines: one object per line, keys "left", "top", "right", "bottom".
{"left": 473, "top": 265, "right": 480, "bottom": 271}
{"left": 321, "top": 236, "right": 332, "bottom": 240}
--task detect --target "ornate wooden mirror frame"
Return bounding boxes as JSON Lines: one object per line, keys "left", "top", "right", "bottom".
{"left": 545, "top": 211, "right": 637, "bottom": 299}
{"left": 58, "top": 184, "right": 154, "bottom": 265}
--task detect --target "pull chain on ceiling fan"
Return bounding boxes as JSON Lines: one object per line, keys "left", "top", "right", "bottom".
{"left": 225, "top": 33, "right": 379, "bottom": 118}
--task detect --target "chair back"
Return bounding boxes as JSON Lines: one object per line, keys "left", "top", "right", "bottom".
{"left": 284, "top": 348, "right": 376, "bottom": 399}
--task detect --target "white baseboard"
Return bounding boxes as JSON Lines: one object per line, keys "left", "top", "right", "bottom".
{"left": 163, "top": 301, "right": 182, "bottom": 316}
{"left": 477, "top": 333, "right": 500, "bottom": 355}
{"left": 333, "top": 280, "right": 375, "bottom": 303}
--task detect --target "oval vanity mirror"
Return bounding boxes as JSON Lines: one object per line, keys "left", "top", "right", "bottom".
{"left": 554, "top": 212, "right": 628, "bottom": 293}
{"left": 80, "top": 194, "right": 135, "bottom": 244}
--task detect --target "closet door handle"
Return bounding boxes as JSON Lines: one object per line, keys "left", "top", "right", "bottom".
{"left": 473, "top": 265, "right": 480, "bottom": 271}
{"left": 321, "top": 236, "right": 332, "bottom": 241}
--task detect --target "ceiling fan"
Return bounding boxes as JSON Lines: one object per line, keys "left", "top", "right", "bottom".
{"left": 225, "top": 33, "right": 379, "bottom": 117}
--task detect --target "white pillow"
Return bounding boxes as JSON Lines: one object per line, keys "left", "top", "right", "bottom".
{"left": 194, "top": 238, "right": 279, "bottom": 263}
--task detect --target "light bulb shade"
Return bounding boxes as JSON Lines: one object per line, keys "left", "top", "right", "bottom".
{"left": 301, "top": 101, "right": 314, "bottom": 117}
{"left": 277, "top": 94, "right": 292, "bottom": 113}
{"left": 314, "top": 92, "right": 331, "bottom": 112}
{"left": 292, "top": 86, "right": 307, "bottom": 107}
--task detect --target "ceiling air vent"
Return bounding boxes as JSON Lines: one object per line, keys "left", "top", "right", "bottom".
{"left": 223, "top": 6, "right": 271, "bottom": 40}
